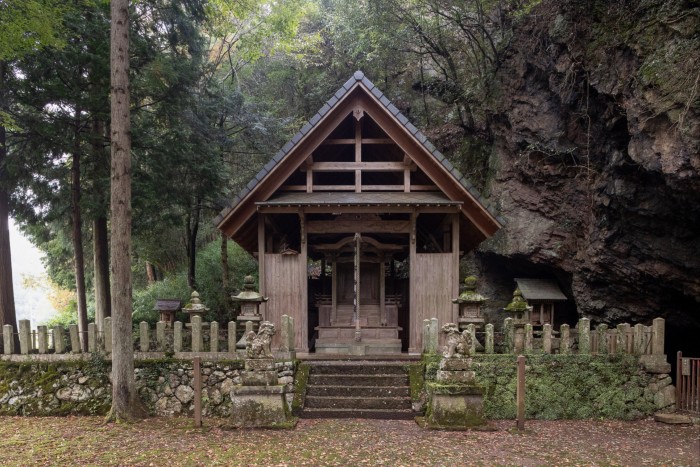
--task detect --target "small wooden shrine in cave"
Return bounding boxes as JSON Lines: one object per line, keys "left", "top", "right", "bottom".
{"left": 215, "top": 71, "right": 502, "bottom": 354}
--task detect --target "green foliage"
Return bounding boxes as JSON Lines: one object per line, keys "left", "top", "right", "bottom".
{"left": 0, "top": 0, "right": 67, "bottom": 60}
{"left": 132, "top": 238, "right": 257, "bottom": 325}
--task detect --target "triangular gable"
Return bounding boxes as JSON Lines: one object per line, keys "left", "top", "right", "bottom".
{"left": 215, "top": 71, "right": 503, "bottom": 251}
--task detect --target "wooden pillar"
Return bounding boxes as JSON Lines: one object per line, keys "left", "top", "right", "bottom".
{"left": 354, "top": 233, "right": 361, "bottom": 335}
{"left": 354, "top": 118, "right": 361, "bottom": 192}
{"left": 379, "top": 255, "right": 386, "bottom": 325}
{"left": 409, "top": 211, "right": 418, "bottom": 353}
{"left": 451, "top": 213, "right": 460, "bottom": 323}
{"left": 331, "top": 255, "right": 337, "bottom": 326}
{"left": 299, "top": 211, "right": 308, "bottom": 352}
{"left": 516, "top": 355, "right": 526, "bottom": 431}
{"left": 257, "top": 214, "right": 266, "bottom": 320}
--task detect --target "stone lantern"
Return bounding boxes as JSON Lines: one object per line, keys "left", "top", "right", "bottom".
{"left": 504, "top": 288, "right": 532, "bottom": 325}
{"left": 232, "top": 275, "right": 268, "bottom": 348}
{"left": 232, "top": 275, "right": 268, "bottom": 321}
{"left": 182, "top": 291, "right": 209, "bottom": 325}
{"left": 452, "top": 276, "right": 487, "bottom": 330}
{"left": 504, "top": 287, "right": 533, "bottom": 352}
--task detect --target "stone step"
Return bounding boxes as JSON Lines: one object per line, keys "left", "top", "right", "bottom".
{"left": 308, "top": 374, "right": 408, "bottom": 386}
{"left": 307, "top": 385, "right": 410, "bottom": 398}
{"left": 302, "top": 407, "right": 415, "bottom": 420}
{"left": 305, "top": 395, "right": 411, "bottom": 410}
{"left": 309, "top": 363, "right": 408, "bottom": 375}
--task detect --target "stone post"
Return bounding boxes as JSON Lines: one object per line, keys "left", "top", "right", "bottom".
{"left": 560, "top": 324, "right": 570, "bottom": 355}
{"left": 69, "top": 324, "right": 80, "bottom": 353}
{"left": 597, "top": 324, "right": 608, "bottom": 355}
{"left": 53, "top": 325, "right": 65, "bottom": 354}
{"left": 652, "top": 318, "right": 665, "bottom": 356}
{"left": 485, "top": 323, "right": 494, "bottom": 354}
{"left": 633, "top": 323, "right": 645, "bottom": 355}
{"left": 542, "top": 323, "right": 552, "bottom": 354}
{"left": 191, "top": 315, "right": 202, "bottom": 352}
{"left": 2, "top": 324, "right": 14, "bottom": 354}
{"left": 173, "top": 321, "right": 183, "bottom": 352}
{"left": 103, "top": 317, "right": 112, "bottom": 353}
{"left": 504, "top": 317, "right": 514, "bottom": 354}
{"left": 228, "top": 321, "right": 236, "bottom": 353}
{"left": 524, "top": 323, "right": 533, "bottom": 353}
{"left": 210, "top": 321, "right": 219, "bottom": 353}
{"left": 139, "top": 321, "right": 150, "bottom": 352}
{"left": 466, "top": 324, "right": 476, "bottom": 356}
{"left": 422, "top": 319, "right": 430, "bottom": 353}
{"left": 280, "top": 315, "right": 292, "bottom": 351}
{"left": 19, "top": 319, "right": 31, "bottom": 355}
{"left": 616, "top": 323, "right": 630, "bottom": 354}
{"left": 156, "top": 321, "right": 166, "bottom": 351}
{"left": 38, "top": 325, "right": 48, "bottom": 354}
{"left": 578, "top": 318, "right": 590, "bottom": 354}
{"left": 87, "top": 323, "right": 97, "bottom": 353}
{"left": 429, "top": 318, "right": 439, "bottom": 354}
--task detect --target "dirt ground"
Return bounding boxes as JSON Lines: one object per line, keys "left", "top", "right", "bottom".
{"left": 0, "top": 416, "right": 697, "bottom": 466}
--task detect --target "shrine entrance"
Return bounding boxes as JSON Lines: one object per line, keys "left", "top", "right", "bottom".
{"left": 311, "top": 232, "right": 407, "bottom": 354}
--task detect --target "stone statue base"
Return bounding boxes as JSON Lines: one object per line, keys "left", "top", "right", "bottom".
{"left": 425, "top": 356, "right": 487, "bottom": 429}
{"left": 230, "top": 385, "right": 297, "bottom": 429}
{"left": 229, "top": 358, "right": 296, "bottom": 428}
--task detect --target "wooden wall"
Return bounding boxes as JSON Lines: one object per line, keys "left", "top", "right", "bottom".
{"left": 409, "top": 252, "right": 457, "bottom": 353}
{"left": 263, "top": 253, "right": 307, "bottom": 351}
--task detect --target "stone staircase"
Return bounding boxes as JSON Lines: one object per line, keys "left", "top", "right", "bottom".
{"left": 301, "top": 361, "right": 415, "bottom": 419}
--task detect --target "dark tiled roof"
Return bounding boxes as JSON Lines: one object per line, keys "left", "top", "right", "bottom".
{"left": 514, "top": 278, "right": 568, "bottom": 302}
{"left": 257, "top": 192, "right": 462, "bottom": 206}
{"left": 213, "top": 71, "right": 503, "bottom": 227}
{"left": 153, "top": 299, "right": 182, "bottom": 311}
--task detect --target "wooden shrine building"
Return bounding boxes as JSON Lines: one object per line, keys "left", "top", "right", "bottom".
{"left": 215, "top": 71, "right": 502, "bottom": 354}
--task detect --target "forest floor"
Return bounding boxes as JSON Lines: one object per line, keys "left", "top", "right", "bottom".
{"left": 0, "top": 416, "right": 697, "bottom": 466}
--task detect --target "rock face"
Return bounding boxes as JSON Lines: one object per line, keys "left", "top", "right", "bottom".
{"left": 472, "top": 0, "right": 700, "bottom": 335}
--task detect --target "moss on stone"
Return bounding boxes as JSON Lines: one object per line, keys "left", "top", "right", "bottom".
{"left": 291, "top": 362, "right": 310, "bottom": 416}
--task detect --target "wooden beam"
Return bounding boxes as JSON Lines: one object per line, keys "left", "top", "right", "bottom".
{"left": 307, "top": 219, "right": 411, "bottom": 234}
{"left": 321, "top": 138, "right": 394, "bottom": 145}
{"left": 380, "top": 257, "right": 386, "bottom": 325}
{"left": 300, "top": 162, "right": 416, "bottom": 172}
{"left": 258, "top": 205, "right": 461, "bottom": 214}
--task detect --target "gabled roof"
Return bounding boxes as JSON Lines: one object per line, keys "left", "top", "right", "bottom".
{"left": 514, "top": 278, "right": 568, "bottom": 302}
{"left": 215, "top": 71, "right": 503, "bottom": 251}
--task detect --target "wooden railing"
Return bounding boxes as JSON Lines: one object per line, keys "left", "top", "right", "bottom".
{"left": 676, "top": 351, "right": 700, "bottom": 415}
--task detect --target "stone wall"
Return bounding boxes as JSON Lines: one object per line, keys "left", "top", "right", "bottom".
{"left": 423, "top": 354, "right": 674, "bottom": 420}
{"left": 0, "top": 357, "right": 295, "bottom": 417}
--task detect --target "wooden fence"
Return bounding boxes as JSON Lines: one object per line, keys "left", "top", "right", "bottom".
{"left": 676, "top": 351, "right": 700, "bottom": 415}
{"left": 421, "top": 317, "right": 665, "bottom": 356}
{"left": 1, "top": 315, "right": 665, "bottom": 359}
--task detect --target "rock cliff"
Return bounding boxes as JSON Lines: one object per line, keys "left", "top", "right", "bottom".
{"left": 471, "top": 0, "right": 700, "bottom": 338}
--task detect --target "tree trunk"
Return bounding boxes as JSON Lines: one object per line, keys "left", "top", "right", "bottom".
{"left": 0, "top": 60, "right": 18, "bottom": 337}
{"left": 92, "top": 119, "right": 110, "bottom": 332}
{"left": 145, "top": 262, "right": 156, "bottom": 284}
{"left": 72, "top": 112, "right": 88, "bottom": 351}
{"left": 107, "top": 0, "right": 145, "bottom": 422}
{"left": 186, "top": 197, "right": 201, "bottom": 290}
{"left": 93, "top": 216, "right": 110, "bottom": 331}
{"left": 221, "top": 231, "right": 229, "bottom": 291}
